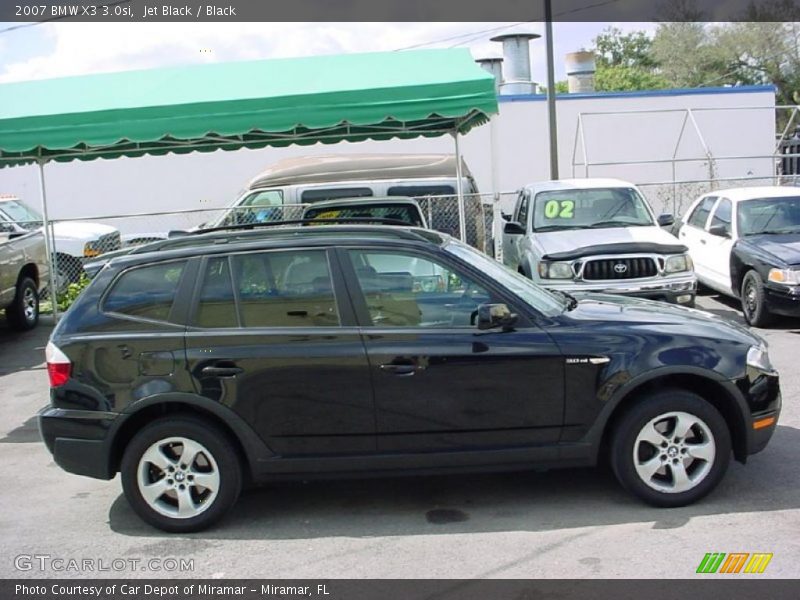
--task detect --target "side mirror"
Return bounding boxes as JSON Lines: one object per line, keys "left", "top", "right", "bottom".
{"left": 657, "top": 213, "right": 675, "bottom": 227}
{"left": 474, "top": 303, "right": 518, "bottom": 331}
{"left": 501, "top": 212, "right": 512, "bottom": 222}
{"left": 708, "top": 224, "right": 730, "bottom": 238}
{"left": 503, "top": 221, "right": 525, "bottom": 235}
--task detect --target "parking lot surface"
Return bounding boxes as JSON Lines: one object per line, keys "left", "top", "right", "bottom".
{"left": 1, "top": 293, "right": 798, "bottom": 579}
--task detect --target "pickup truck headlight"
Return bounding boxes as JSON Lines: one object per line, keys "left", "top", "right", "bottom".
{"left": 768, "top": 268, "right": 800, "bottom": 285}
{"left": 537, "top": 261, "right": 573, "bottom": 279}
{"left": 747, "top": 344, "right": 775, "bottom": 373}
{"left": 664, "top": 254, "right": 693, "bottom": 274}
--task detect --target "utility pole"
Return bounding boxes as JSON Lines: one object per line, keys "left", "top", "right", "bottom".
{"left": 544, "top": 0, "right": 559, "bottom": 179}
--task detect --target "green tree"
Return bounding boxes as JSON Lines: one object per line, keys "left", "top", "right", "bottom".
{"left": 590, "top": 27, "right": 668, "bottom": 91}
{"left": 651, "top": 23, "right": 728, "bottom": 88}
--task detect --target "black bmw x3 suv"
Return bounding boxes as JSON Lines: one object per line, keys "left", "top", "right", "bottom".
{"left": 40, "top": 224, "right": 781, "bottom": 532}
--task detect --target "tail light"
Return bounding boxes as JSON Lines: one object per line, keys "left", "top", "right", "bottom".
{"left": 45, "top": 342, "right": 71, "bottom": 387}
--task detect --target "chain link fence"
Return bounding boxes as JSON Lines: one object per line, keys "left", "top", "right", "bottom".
{"left": 41, "top": 193, "right": 504, "bottom": 302}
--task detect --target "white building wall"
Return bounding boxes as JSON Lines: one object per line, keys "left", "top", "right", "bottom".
{"left": 0, "top": 85, "right": 776, "bottom": 228}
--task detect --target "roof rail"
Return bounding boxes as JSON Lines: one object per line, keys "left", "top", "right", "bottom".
{"left": 124, "top": 220, "right": 437, "bottom": 256}
{"left": 190, "top": 216, "right": 410, "bottom": 235}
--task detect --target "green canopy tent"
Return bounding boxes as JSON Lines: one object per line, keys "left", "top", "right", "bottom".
{"left": 0, "top": 48, "right": 498, "bottom": 317}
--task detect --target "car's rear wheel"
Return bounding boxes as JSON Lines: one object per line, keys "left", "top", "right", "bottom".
{"left": 611, "top": 390, "right": 731, "bottom": 507}
{"left": 741, "top": 270, "right": 773, "bottom": 328}
{"left": 121, "top": 416, "right": 242, "bottom": 533}
{"left": 5, "top": 277, "right": 39, "bottom": 331}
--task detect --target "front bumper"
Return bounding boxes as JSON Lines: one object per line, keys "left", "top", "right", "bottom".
{"left": 542, "top": 274, "right": 697, "bottom": 304}
{"left": 764, "top": 283, "right": 800, "bottom": 318}
{"left": 39, "top": 406, "right": 121, "bottom": 480}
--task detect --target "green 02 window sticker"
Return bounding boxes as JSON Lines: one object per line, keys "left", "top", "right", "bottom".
{"left": 543, "top": 199, "right": 575, "bottom": 219}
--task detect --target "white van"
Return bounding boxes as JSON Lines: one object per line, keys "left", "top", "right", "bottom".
{"left": 204, "top": 154, "right": 484, "bottom": 246}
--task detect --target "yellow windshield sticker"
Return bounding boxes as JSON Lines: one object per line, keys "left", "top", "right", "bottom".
{"left": 544, "top": 199, "right": 575, "bottom": 219}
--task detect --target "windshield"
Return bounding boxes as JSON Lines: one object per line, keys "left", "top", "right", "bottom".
{"left": 444, "top": 241, "right": 566, "bottom": 316}
{"left": 0, "top": 200, "right": 43, "bottom": 231}
{"left": 532, "top": 187, "right": 654, "bottom": 231}
{"left": 303, "top": 203, "right": 424, "bottom": 226}
{"left": 738, "top": 196, "right": 800, "bottom": 236}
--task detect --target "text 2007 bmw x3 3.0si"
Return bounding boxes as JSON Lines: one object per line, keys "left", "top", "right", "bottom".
{"left": 39, "top": 224, "right": 781, "bottom": 532}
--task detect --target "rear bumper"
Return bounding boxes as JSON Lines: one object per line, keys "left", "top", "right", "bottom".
{"left": 38, "top": 406, "right": 120, "bottom": 480}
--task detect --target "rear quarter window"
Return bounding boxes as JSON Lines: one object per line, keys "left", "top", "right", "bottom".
{"left": 103, "top": 261, "right": 186, "bottom": 323}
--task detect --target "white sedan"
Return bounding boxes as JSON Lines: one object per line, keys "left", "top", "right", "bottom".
{"left": 676, "top": 186, "right": 800, "bottom": 326}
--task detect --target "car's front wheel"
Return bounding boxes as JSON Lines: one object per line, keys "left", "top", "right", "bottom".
{"left": 611, "top": 390, "right": 731, "bottom": 507}
{"left": 741, "top": 270, "right": 773, "bottom": 328}
{"left": 121, "top": 416, "right": 242, "bottom": 533}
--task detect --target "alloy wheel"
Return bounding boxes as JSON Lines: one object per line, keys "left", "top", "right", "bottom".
{"left": 632, "top": 411, "right": 716, "bottom": 494}
{"left": 22, "top": 287, "right": 37, "bottom": 323}
{"left": 136, "top": 437, "right": 220, "bottom": 519}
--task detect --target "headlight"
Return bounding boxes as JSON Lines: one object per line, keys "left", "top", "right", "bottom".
{"left": 747, "top": 344, "right": 775, "bottom": 373}
{"left": 664, "top": 254, "right": 693, "bottom": 273}
{"left": 83, "top": 241, "right": 101, "bottom": 257}
{"left": 768, "top": 268, "right": 800, "bottom": 285}
{"left": 537, "top": 261, "right": 573, "bottom": 279}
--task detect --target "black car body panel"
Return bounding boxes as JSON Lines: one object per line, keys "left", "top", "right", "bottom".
{"left": 41, "top": 226, "right": 781, "bottom": 485}
{"left": 731, "top": 233, "right": 800, "bottom": 316}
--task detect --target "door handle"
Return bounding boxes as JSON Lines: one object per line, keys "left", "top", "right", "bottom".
{"left": 380, "top": 360, "right": 424, "bottom": 376}
{"left": 201, "top": 365, "right": 243, "bottom": 378}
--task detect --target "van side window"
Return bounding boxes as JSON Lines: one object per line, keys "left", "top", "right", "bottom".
{"left": 104, "top": 261, "right": 186, "bottom": 322}
{"left": 387, "top": 185, "right": 455, "bottom": 197}
{"left": 301, "top": 188, "right": 372, "bottom": 203}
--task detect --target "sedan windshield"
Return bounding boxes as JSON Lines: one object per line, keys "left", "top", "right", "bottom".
{"left": 532, "top": 188, "right": 654, "bottom": 232}
{"left": 738, "top": 196, "right": 800, "bottom": 236}
{"left": 444, "top": 241, "right": 567, "bottom": 316}
{"left": 0, "top": 200, "right": 43, "bottom": 231}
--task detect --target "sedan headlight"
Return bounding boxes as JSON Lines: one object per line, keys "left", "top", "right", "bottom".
{"left": 537, "top": 261, "right": 573, "bottom": 279}
{"left": 768, "top": 268, "right": 800, "bottom": 285}
{"left": 747, "top": 344, "right": 775, "bottom": 373}
{"left": 664, "top": 254, "right": 693, "bottom": 274}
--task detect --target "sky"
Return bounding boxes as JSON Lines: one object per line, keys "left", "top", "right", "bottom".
{"left": 0, "top": 21, "right": 658, "bottom": 84}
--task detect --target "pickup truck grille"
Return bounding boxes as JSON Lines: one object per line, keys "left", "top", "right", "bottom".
{"left": 582, "top": 257, "right": 657, "bottom": 280}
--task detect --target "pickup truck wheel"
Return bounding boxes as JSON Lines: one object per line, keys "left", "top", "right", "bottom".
{"left": 741, "top": 271, "right": 773, "bottom": 328}
{"left": 121, "top": 416, "right": 242, "bottom": 533}
{"left": 611, "top": 390, "right": 730, "bottom": 507}
{"left": 5, "top": 277, "right": 39, "bottom": 331}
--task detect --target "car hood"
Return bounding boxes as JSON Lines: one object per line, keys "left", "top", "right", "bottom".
{"left": 537, "top": 225, "right": 684, "bottom": 258}
{"left": 567, "top": 293, "right": 761, "bottom": 346}
{"left": 738, "top": 233, "right": 800, "bottom": 266}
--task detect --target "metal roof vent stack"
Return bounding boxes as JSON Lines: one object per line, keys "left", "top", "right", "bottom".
{"left": 566, "top": 51, "right": 596, "bottom": 93}
{"left": 475, "top": 57, "right": 504, "bottom": 92}
{"left": 490, "top": 32, "right": 540, "bottom": 95}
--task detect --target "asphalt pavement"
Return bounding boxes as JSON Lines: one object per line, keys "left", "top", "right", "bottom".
{"left": 0, "top": 293, "right": 798, "bottom": 579}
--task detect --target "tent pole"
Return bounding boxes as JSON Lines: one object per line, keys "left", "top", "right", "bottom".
{"left": 453, "top": 130, "right": 467, "bottom": 243}
{"left": 37, "top": 159, "right": 60, "bottom": 322}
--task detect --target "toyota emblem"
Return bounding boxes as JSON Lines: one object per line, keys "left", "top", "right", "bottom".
{"left": 613, "top": 263, "right": 628, "bottom": 274}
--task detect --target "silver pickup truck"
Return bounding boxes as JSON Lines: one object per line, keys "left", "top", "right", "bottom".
{"left": 502, "top": 178, "right": 697, "bottom": 306}
{"left": 1, "top": 226, "right": 48, "bottom": 330}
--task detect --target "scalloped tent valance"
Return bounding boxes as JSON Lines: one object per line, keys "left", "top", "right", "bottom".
{"left": 0, "top": 48, "right": 497, "bottom": 167}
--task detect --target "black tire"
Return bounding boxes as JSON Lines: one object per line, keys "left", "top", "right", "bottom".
{"left": 5, "top": 277, "right": 39, "bottom": 331}
{"left": 611, "top": 389, "right": 731, "bottom": 508}
{"left": 741, "top": 270, "right": 773, "bottom": 328}
{"left": 121, "top": 416, "right": 242, "bottom": 533}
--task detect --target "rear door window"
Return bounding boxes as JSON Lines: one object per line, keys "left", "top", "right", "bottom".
{"left": 301, "top": 188, "right": 373, "bottom": 203}
{"left": 708, "top": 198, "right": 733, "bottom": 234}
{"left": 687, "top": 197, "right": 716, "bottom": 229}
{"left": 104, "top": 261, "right": 186, "bottom": 322}
{"left": 195, "top": 257, "right": 238, "bottom": 328}
{"left": 231, "top": 250, "right": 340, "bottom": 327}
